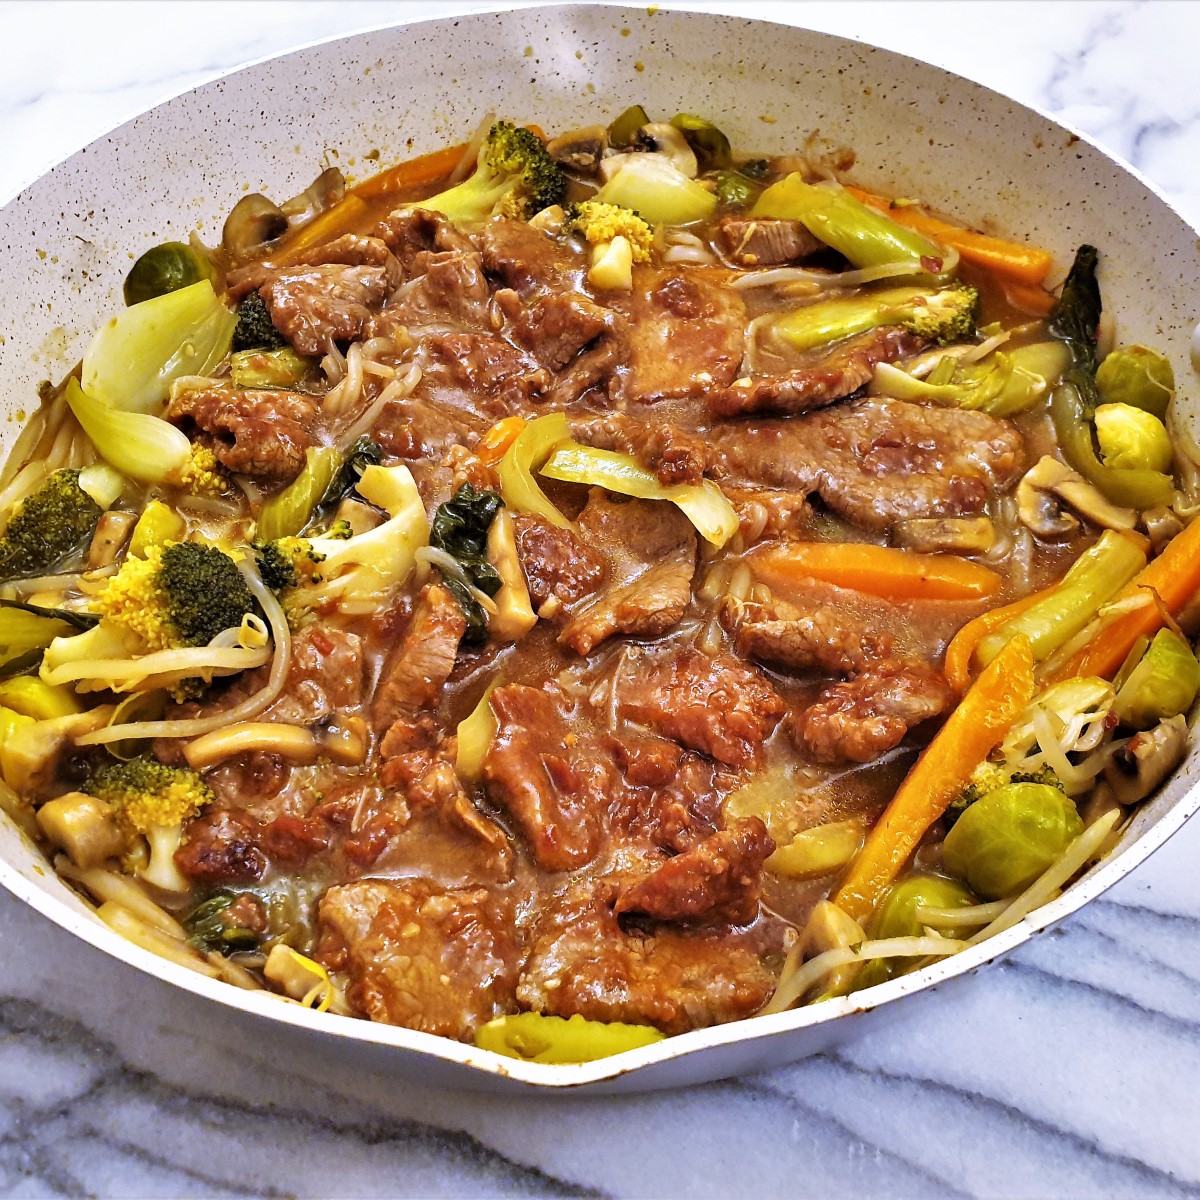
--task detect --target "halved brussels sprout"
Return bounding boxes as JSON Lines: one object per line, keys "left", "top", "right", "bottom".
{"left": 943, "top": 783, "right": 1083, "bottom": 899}
{"left": 607, "top": 104, "right": 651, "bottom": 149}
{"left": 123, "top": 241, "right": 214, "bottom": 307}
{"left": 1094, "top": 402, "right": 1173, "bottom": 473}
{"left": 670, "top": 113, "right": 733, "bottom": 171}
{"left": 1095, "top": 345, "right": 1175, "bottom": 419}
{"left": 1113, "top": 628, "right": 1200, "bottom": 730}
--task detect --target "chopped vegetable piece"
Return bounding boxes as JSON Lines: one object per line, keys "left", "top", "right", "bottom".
{"left": 540, "top": 442, "right": 738, "bottom": 547}
{"left": 229, "top": 347, "right": 312, "bottom": 389}
{"left": 0, "top": 676, "right": 83, "bottom": 720}
{"left": 83, "top": 280, "right": 236, "bottom": 415}
{"left": 128, "top": 500, "right": 186, "bottom": 558}
{"left": 256, "top": 447, "right": 343, "bottom": 543}
{"left": 476, "top": 416, "right": 527, "bottom": 465}
{"left": 751, "top": 542, "right": 1002, "bottom": 602}
{"left": 498, "top": 413, "right": 572, "bottom": 529}
{"left": 430, "top": 483, "right": 505, "bottom": 643}
{"left": 766, "top": 820, "right": 865, "bottom": 880}
{"left": 123, "top": 241, "right": 214, "bottom": 307}
{"left": 752, "top": 176, "right": 946, "bottom": 272}
{"left": 1113, "top": 628, "right": 1200, "bottom": 729}
{"left": 0, "top": 599, "right": 98, "bottom": 678}
{"left": 0, "top": 468, "right": 104, "bottom": 581}
{"left": 475, "top": 1012, "right": 663, "bottom": 1063}
{"left": 183, "top": 890, "right": 260, "bottom": 954}
{"left": 455, "top": 681, "right": 499, "bottom": 780}
{"left": 1094, "top": 403, "right": 1173, "bottom": 473}
{"left": 943, "top": 782, "right": 1083, "bottom": 899}
{"left": 943, "top": 586, "right": 1056, "bottom": 693}
{"left": 350, "top": 142, "right": 469, "bottom": 201}
{"left": 844, "top": 186, "right": 1054, "bottom": 285}
{"left": 669, "top": 113, "right": 733, "bottom": 170}
{"left": 975, "top": 529, "right": 1146, "bottom": 667}
{"left": 594, "top": 154, "right": 718, "bottom": 226}
{"left": 1095, "top": 345, "right": 1175, "bottom": 419}
{"left": 834, "top": 635, "right": 1036, "bottom": 923}
{"left": 607, "top": 104, "right": 651, "bottom": 148}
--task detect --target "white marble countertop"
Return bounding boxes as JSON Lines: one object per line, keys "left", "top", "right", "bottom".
{"left": 2, "top": 1, "right": 1200, "bottom": 1195}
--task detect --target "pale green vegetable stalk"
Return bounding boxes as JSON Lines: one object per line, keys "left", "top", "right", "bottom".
{"left": 82, "top": 279, "right": 236, "bottom": 415}
{"left": 540, "top": 442, "right": 739, "bottom": 547}
{"left": 594, "top": 154, "right": 718, "bottom": 226}
{"left": 976, "top": 530, "right": 1147, "bottom": 666}
{"left": 63, "top": 379, "right": 192, "bottom": 485}
{"left": 498, "top": 414, "right": 572, "bottom": 530}
{"left": 256, "top": 447, "right": 343, "bottom": 542}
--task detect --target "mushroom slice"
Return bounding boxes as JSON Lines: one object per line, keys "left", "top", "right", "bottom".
{"left": 280, "top": 167, "right": 346, "bottom": 223}
{"left": 547, "top": 125, "right": 608, "bottom": 174}
{"left": 795, "top": 900, "right": 868, "bottom": 999}
{"left": 1104, "top": 714, "right": 1189, "bottom": 805}
{"left": 893, "top": 516, "right": 996, "bottom": 555}
{"left": 1018, "top": 455, "right": 1136, "bottom": 539}
{"left": 222, "top": 194, "right": 289, "bottom": 256}
{"left": 636, "top": 122, "right": 699, "bottom": 177}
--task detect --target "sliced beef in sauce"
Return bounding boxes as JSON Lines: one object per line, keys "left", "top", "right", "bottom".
{"left": 165, "top": 384, "right": 318, "bottom": 480}
{"left": 317, "top": 878, "right": 518, "bottom": 1040}
{"left": 572, "top": 413, "right": 711, "bottom": 488}
{"left": 264, "top": 625, "right": 364, "bottom": 726}
{"left": 374, "top": 583, "right": 466, "bottom": 753}
{"left": 710, "top": 396, "right": 1024, "bottom": 531}
{"left": 482, "top": 684, "right": 609, "bottom": 870}
{"left": 517, "top": 875, "right": 777, "bottom": 1034}
{"left": 615, "top": 817, "right": 775, "bottom": 926}
{"left": 372, "top": 249, "right": 490, "bottom": 330}
{"left": 795, "top": 661, "right": 955, "bottom": 764}
{"left": 617, "top": 650, "right": 785, "bottom": 767}
{"left": 258, "top": 236, "right": 402, "bottom": 355}
{"left": 559, "top": 494, "right": 697, "bottom": 655}
{"left": 711, "top": 327, "right": 927, "bottom": 417}
{"left": 375, "top": 208, "right": 476, "bottom": 274}
{"left": 175, "top": 809, "right": 267, "bottom": 884}
{"left": 718, "top": 216, "right": 824, "bottom": 266}
{"left": 475, "top": 216, "right": 579, "bottom": 295}
{"left": 724, "top": 595, "right": 894, "bottom": 676}
{"left": 419, "top": 332, "right": 543, "bottom": 416}
{"left": 724, "top": 486, "right": 813, "bottom": 541}
{"left": 609, "top": 269, "right": 746, "bottom": 403}
{"left": 512, "top": 514, "right": 606, "bottom": 614}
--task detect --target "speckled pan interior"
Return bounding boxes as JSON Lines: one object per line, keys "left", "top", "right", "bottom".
{"left": 0, "top": 3, "right": 1197, "bottom": 1092}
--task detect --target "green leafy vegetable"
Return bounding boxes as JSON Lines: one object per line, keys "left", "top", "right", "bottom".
{"left": 82, "top": 279, "right": 235, "bottom": 415}
{"left": 231, "top": 291, "right": 287, "bottom": 353}
{"left": 430, "top": 484, "right": 504, "bottom": 644}
{"left": 475, "top": 1011, "right": 663, "bottom": 1063}
{"left": 183, "top": 891, "right": 261, "bottom": 954}
{"left": 593, "top": 154, "right": 718, "bottom": 226}
{"left": 321, "top": 436, "right": 383, "bottom": 508}
{"left": 256, "top": 447, "right": 343, "bottom": 543}
{"left": 229, "top": 347, "right": 313, "bottom": 389}
{"left": 943, "top": 782, "right": 1083, "bottom": 899}
{"left": 0, "top": 599, "right": 99, "bottom": 678}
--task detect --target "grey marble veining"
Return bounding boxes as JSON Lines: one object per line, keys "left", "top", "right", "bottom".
{"left": 2, "top": 2, "right": 1200, "bottom": 1195}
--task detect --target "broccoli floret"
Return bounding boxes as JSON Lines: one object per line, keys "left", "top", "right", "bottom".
{"left": 254, "top": 535, "right": 326, "bottom": 591}
{"left": 566, "top": 201, "right": 653, "bottom": 262}
{"left": 943, "top": 760, "right": 1010, "bottom": 830}
{"left": 774, "top": 283, "right": 979, "bottom": 354}
{"left": 84, "top": 754, "right": 213, "bottom": 836}
{"left": 231, "top": 291, "right": 287, "bottom": 353}
{"left": 0, "top": 469, "right": 102, "bottom": 581}
{"left": 419, "top": 121, "right": 565, "bottom": 225}
{"left": 176, "top": 444, "right": 230, "bottom": 497}
{"left": 95, "top": 541, "right": 259, "bottom": 652}
{"left": 1010, "top": 765, "right": 1066, "bottom": 791}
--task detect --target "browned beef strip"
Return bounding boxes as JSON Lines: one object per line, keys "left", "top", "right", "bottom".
{"left": 475, "top": 216, "right": 580, "bottom": 294}
{"left": 710, "top": 396, "right": 1025, "bottom": 531}
{"left": 482, "top": 684, "right": 610, "bottom": 870}
{"left": 512, "top": 514, "right": 606, "bottom": 612}
{"left": 165, "top": 384, "right": 318, "bottom": 480}
{"left": 795, "top": 661, "right": 955, "bottom": 763}
{"left": 615, "top": 817, "right": 775, "bottom": 926}
{"left": 373, "top": 583, "right": 465, "bottom": 749}
{"left": 724, "top": 487, "right": 813, "bottom": 541}
{"left": 371, "top": 249, "right": 490, "bottom": 330}
{"left": 175, "top": 809, "right": 267, "bottom": 884}
{"left": 608, "top": 270, "right": 746, "bottom": 403}
{"left": 711, "top": 327, "right": 927, "bottom": 417}
{"left": 723, "top": 596, "right": 894, "bottom": 675}
{"left": 571, "top": 413, "right": 711, "bottom": 487}
{"left": 718, "top": 216, "right": 824, "bottom": 266}
{"left": 419, "top": 331, "right": 543, "bottom": 414}
{"left": 517, "top": 875, "right": 777, "bottom": 1034}
{"left": 618, "top": 650, "right": 785, "bottom": 767}
{"left": 258, "top": 236, "right": 402, "bottom": 355}
{"left": 610, "top": 742, "right": 726, "bottom": 854}
{"left": 559, "top": 494, "right": 697, "bottom": 655}
{"left": 375, "top": 208, "right": 476, "bottom": 274}
{"left": 262, "top": 624, "right": 363, "bottom": 726}
{"left": 317, "top": 879, "right": 519, "bottom": 1040}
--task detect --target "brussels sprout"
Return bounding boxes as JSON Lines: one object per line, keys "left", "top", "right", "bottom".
{"left": 670, "top": 113, "right": 733, "bottom": 171}
{"left": 1114, "top": 628, "right": 1200, "bottom": 730}
{"left": 123, "top": 241, "right": 214, "bottom": 307}
{"left": 1094, "top": 403, "right": 1173, "bottom": 473}
{"left": 607, "top": 104, "right": 651, "bottom": 149}
{"left": 1096, "top": 345, "right": 1175, "bottom": 419}
{"left": 943, "top": 783, "right": 1083, "bottom": 899}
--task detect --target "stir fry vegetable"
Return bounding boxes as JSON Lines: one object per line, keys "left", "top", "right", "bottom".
{"left": 475, "top": 1012, "right": 664, "bottom": 1063}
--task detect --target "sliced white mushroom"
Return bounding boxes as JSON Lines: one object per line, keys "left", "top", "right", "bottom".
{"left": 279, "top": 167, "right": 345, "bottom": 223}
{"left": 796, "top": 900, "right": 867, "bottom": 998}
{"left": 1142, "top": 505, "right": 1184, "bottom": 553}
{"left": 1104, "top": 715, "right": 1189, "bottom": 805}
{"left": 637, "top": 123, "right": 699, "bottom": 177}
{"left": 893, "top": 516, "right": 996, "bottom": 555}
{"left": 222, "top": 193, "right": 289, "bottom": 255}
{"left": 1018, "top": 455, "right": 1137, "bottom": 539}
{"left": 547, "top": 125, "right": 608, "bottom": 173}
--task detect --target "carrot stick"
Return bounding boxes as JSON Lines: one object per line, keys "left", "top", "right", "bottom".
{"left": 350, "top": 142, "right": 469, "bottom": 201}
{"left": 843, "top": 186, "right": 1054, "bottom": 286}
{"left": 943, "top": 585, "right": 1057, "bottom": 693}
{"left": 1050, "top": 516, "right": 1200, "bottom": 683}
{"left": 1000, "top": 276, "right": 1057, "bottom": 316}
{"left": 476, "top": 416, "right": 527, "bottom": 465}
{"left": 751, "top": 542, "right": 1002, "bottom": 602}
{"left": 834, "top": 635, "right": 1036, "bottom": 923}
